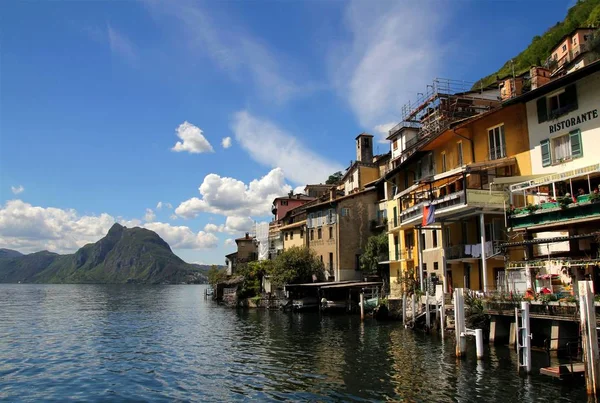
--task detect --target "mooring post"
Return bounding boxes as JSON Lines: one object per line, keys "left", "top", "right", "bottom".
{"left": 579, "top": 280, "right": 599, "bottom": 396}
{"left": 402, "top": 293, "right": 407, "bottom": 327}
{"left": 475, "top": 328, "right": 484, "bottom": 360}
{"left": 454, "top": 288, "right": 466, "bottom": 357}
{"left": 440, "top": 294, "right": 445, "bottom": 339}
{"left": 411, "top": 293, "right": 416, "bottom": 323}
{"left": 518, "top": 301, "right": 532, "bottom": 374}
{"left": 360, "top": 290, "right": 365, "bottom": 321}
{"left": 425, "top": 289, "right": 431, "bottom": 329}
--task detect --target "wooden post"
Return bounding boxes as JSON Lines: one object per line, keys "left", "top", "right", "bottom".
{"left": 579, "top": 281, "right": 599, "bottom": 396}
{"left": 440, "top": 294, "right": 445, "bottom": 339}
{"left": 360, "top": 290, "right": 365, "bottom": 321}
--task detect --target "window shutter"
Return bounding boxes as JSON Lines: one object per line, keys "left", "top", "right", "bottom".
{"left": 563, "top": 84, "right": 578, "bottom": 112}
{"left": 570, "top": 129, "right": 582, "bottom": 158}
{"left": 540, "top": 139, "right": 551, "bottom": 167}
{"left": 536, "top": 97, "right": 548, "bottom": 123}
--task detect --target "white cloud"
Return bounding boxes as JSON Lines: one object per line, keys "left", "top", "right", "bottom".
{"left": 293, "top": 185, "right": 305, "bottom": 195}
{"left": 0, "top": 200, "right": 217, "bottom": 254}
{"left": 107, "top": 25, "right": 138, "bottom": 65}
{"left": 231, "top": 111, "right": 344, "bottom": 185}
{"left": 204, "top": 223, "right": 221, "bottom": 233}
{"left": 144, "top": 208, "right": 156, "bottom": 222}
{"left": 331, "top": 1, "right": 445, "bottom": 131}
{"left": 373, "top": 122, "right": 396, "bottom": 143}
{"left": 169, "top": 214, "right": 178, "bottom": 220}
{"left": 224, "top": 238, "right": 235, "bottom": 247}
{"left": 143, "top": 222, "right": 218, "bottom": 249}
{"left": 221, "top": 136, "right": 232, "bottom": 149}
{"left": 144, "top": 0, "right": 315, "bottom": 104}
{"left": 11, "top": 185, "right": 24, "bottom": 195}
{"left": 156, "top": 201, "right": 173, "bottom": 210}
{"left": 175, "top": 168, "right": 290, "bottom": 219}
{"left": 203, "top": 216, "right": 253, "bottom": 234}
{"left": 171, "top": 121, "right": 214, "bottom": 154}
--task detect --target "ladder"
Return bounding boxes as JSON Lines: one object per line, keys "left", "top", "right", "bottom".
{"left": 515, "top": 302, "right": 532, "bottom": 373}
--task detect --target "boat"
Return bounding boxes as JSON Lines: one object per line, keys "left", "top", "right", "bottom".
{"left": 359, "top": 297, "right": 379, "bottom": 313}
{"left": 206, "top": 287, "right": 214, "bottom": 296}
{"left": 321, "top": 300, "right": 348, "bottom": 312}
{"left": 292, "top": 296, "right": 319, "bottom": 311}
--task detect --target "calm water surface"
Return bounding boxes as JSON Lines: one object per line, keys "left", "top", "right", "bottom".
{"left": 0, "top": 284, "right": 591, "bottom": 402}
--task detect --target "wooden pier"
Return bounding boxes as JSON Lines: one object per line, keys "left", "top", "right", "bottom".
{"left": 540, "top": 363, "right": 585, "bottom": 379}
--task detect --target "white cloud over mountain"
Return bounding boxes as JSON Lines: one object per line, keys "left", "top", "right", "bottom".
{"left": 171, "top": 121, "right": 214, "bottom": 154}
{"left": 231, "top": 111, "right": 344, "bottom": 185}
{"left": 175, "top": 167, "right": 291, "bottom": 219}
{"left": 0, "top": 200, "right": 218, "bottom": 254}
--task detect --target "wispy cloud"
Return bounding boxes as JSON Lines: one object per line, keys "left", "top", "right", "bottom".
{"left": 331, "top": 1, "right": 447, "bottom": 135}
{"left": 107, "top": 25, "right": 138, "bottom": 65}
{"left": 11, "top": 185, "right": 24, "bottom": 195}
{"left": 221, "top": 137, "right": 232, "bottom": 149}
{"left": 144, "top": 0, "right": 317, "bottom": 104}
{"left": 231, "top": 111, "right": 344, "bottom": 185}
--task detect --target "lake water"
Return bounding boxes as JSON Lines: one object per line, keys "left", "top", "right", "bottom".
{"left": 0, "top": 284, "right": 591, "bottom": 402}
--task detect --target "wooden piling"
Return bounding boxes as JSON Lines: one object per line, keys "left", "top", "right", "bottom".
{"left": 579, "top": 281, "right": 599, "bottom": 396}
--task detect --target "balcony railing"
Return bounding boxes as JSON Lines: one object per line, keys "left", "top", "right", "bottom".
{"left": 509, "top": 199, "right": 600, "bottom": 229}
{"left": 399, "top": 189, "right": 507, "bottom": 226}
{"left": 390, "top": 248, "right": 415, "bottom": 261}
{"left": 388, "top": 120, "right": 421, "bottom": 138}
{"left": 489, "top": 145, "right": 507, "bottom": 161}
{"left": 388, "top": 215, "right": 401, "bottom": 230}
{"left": 444, "top": 241, "right": 502, "bottom": 260}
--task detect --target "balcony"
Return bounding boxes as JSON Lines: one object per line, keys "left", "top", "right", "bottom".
{"left": 388, "top": 120, "right": 420, "bottom": 139}
{"left": 399, "top": 189, "right": 507, "bottom": 227}
{"left": 444, "top": 241, "right": 502, "bottom": 261}
{"left": 509, "top": 199, "right": 600, "bottom": 230}
{"left": 390, "top": 248, "right": 415, "bottom": 262}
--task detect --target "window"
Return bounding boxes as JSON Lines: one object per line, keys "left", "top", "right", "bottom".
{"left": 461, "top": 221, "right": 468, "bottom": 244}
{"left": 572, "top": 36, "right": 577, "bottom": 45}
{"left": 434, "top": 262, "right": 439, "bottom": 272}
{"left": 329, "top": 226, "right": 333, "bottom": 239}
{"left": 393, "top": 139, "right": 398, "bottom": 150}
{"left": 310, "top": 229, "right": 314, "bottom": 240}
{"left": 394, "top": 235, "right": 399, "bottom": 260}
{"left": 488, "top": 124, "right": 506, "bottom": 160}
{"left": 441, "top": 152, "right": 447, "bottom": 172}
{"left": 538, "top": 85, "right": 578, "bottom": 122}
{"left": 404, "top": 173, "right": 409, "bottom": 189}
{"left": 432, "top": 230, "right": 438, "bottom": 248}
{"left": 423, "top": 263, "right": 427, "bottom": 280}
{"left": 584, "top": 34, "right": 590, "bottom": 41}
{"left": 300, "top": 229, "right": 304, "bottom": 239}
{"left": 562, "top": 44, "right": 567, "bottom": 52}
{"left": 341, "top": 208, "right": 350, "bottom": 217}
{"left": 317, "top": 228, "right": 322, "bottom": 239}
{"left": 420, "top": 232, "right": 426, "bottom": 250}
{"left": 281, "top": 200, "right": 288, "bottom": 206}
{"left": 320, "top": 255, "right": 323, "bottom": 265}
{"left": 284, "top": 232, "right": 288, "bottom": 240}
{"left": 290, "top": 231, "right": 293, "bottom": 240}
{"left": 329, "top": 253, "right": 334, "bottom": 271}
{"left": 392, "top": 179, "right": 398, "bottom": 196}
{"left": 541, "top": 129, "right": 582, "bottom": 166}
{"left": 457, "top": 142, "right": 463, "bottom": 166}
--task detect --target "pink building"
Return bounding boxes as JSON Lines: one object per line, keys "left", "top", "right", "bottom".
{"left": 549, "top": 28, "right": 597, "bottom": 74}
{"left": 271, "top": 194, "right": 314, "bottom": 221}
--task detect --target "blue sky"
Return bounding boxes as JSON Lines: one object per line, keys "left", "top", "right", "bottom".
{"left": 0, "top": 0, "right": 573, "bottom": 264}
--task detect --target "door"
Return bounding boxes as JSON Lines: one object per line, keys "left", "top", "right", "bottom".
{"left": 464, "top": 264, "right": 471, "bottom": 290}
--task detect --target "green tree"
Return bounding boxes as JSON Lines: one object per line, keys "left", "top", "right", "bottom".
{"left": 325, "top": 171, "right": 343, "bottom": 185}
{"left": 207, "top": 265, "right": 227, "bottom": 286}
{"left": 359, "top": 233, "right": 389, "bottom": 277}
{"left": 236, "top": 260, "right": 273, "bottom": 298}
{"left": 270, "top": 246, "right": 325, "bottom": 287}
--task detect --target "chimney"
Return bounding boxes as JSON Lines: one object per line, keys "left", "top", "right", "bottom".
{"left": 530, "top": 66, "right": 551, "bottom": 90}
{"left": 329, "top": 188, "right": 337, "bottom": 201}
{"left": 245, "top": 232, "right": 249, "bottom": 239}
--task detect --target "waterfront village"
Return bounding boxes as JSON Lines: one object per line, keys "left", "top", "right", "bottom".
{"left": 213, "top": 27, "right": 600, "bottom": 392}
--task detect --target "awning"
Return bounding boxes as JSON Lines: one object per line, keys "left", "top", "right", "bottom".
{"left": 501, "top": 232, "right": 600, "bottom": 248}
{"left": 467, "top": 157, "right": 516, "bottom": 171}
{"left": 510, "top": 163, "right": 600, "bottom": 192}
{"left": 319, "top": 281, "right": 382, "bottom": 289}
{"left": 491, "top": 174, "right": 548, "bottom": 186}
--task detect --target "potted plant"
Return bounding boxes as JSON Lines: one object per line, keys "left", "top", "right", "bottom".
{"left": 557, "top": 195, "right": 572, "bottom": 209}
{"left": 525, "top": 203, "right": 539, "bottom": 214}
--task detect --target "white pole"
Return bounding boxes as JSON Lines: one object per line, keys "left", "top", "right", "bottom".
{"left": 480, "top": 213, "right": 488, "bottom": 293}
{"left": 579, "top": 281, "right": 599, "bottom": 396}
{"left": 425, "top": 289, "right": 431, "bottom": 329}
{"left": 440, "top": 295, "right": 445, "bottom": 339}
{"left": 402, "top": 293, "right": 407, "bottom": 327}
{"left": 475, "top": 328, "right": 484, "bottom": 359}
{"left": 418, "top": 228, "right": 425, "bottom": 292}
{"left": 360, "top": 291, "right": 365, "bottom": 321}
{"left": 522, "top": 301, "right": 532, "bottom": 374}
{"left": 454, "top": 288, "right": 466, "bottom": 357}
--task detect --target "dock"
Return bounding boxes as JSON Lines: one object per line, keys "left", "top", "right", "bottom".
{"left": 540, "top": 363, "right": 585, "bottom": 379}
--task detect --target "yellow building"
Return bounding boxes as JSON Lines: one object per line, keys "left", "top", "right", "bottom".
{"left": 384, "top": 86, "right": 532, "bottom": 297}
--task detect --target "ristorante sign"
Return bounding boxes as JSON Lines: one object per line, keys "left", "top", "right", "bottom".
{"left": 548, "top": 109, "right": 598, "bottom": 134}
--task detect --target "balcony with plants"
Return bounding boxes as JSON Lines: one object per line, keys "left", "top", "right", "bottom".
{"left": 508, "top": 192, "right": 600, "bottom": 229}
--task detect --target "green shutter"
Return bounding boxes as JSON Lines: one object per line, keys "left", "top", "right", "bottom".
{"left": 541, "top": 139, "right": 551, "bottom": 167}
{"left": 537, "top": 97, "right": 548, "bottom": 123}
{"left": 570, "top": 129, "right": 582, "bottom": 158}
{"left": 563, "top": 84, "right": 578, "bottom": 112}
